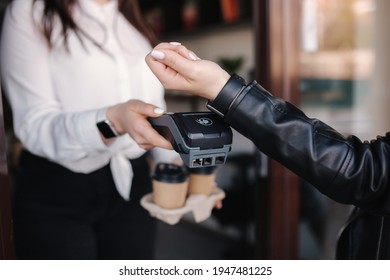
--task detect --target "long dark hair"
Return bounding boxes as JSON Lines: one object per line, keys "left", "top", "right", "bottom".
{"left": 34, "top": 0, "right": 158, "bottom": 48}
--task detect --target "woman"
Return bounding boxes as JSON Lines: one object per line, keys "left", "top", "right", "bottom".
{"left": 0, "top": 0, "right": 177, "bottom": 259}
{"left": 145, "top": 42, "right": 390, "bottom": 259}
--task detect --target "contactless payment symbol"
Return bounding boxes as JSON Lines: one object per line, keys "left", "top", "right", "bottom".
{"left": 196, "top": 118, "right": 213, "bottom": 126}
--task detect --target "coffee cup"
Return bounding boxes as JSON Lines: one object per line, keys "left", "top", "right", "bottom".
{"left": 152, "top": 163, "right": 189, "bottom": 209}
{"left": 187, "top": 166, "right": 217, "bottom": 196}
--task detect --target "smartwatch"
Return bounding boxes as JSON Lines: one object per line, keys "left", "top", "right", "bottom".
{"left": 206, "top": 73, "right": 246, "bottom": 118}
{"left": 96, "top": 108, "right": 118, "bottom": 138}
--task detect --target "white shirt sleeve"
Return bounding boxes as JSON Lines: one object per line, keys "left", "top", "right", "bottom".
{"left": 1, "top": 1, "right": 108, "bottom": 162}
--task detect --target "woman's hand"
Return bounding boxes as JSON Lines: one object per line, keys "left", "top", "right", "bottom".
{"left": 145, "top": 42, "right": 230, "bottom": 101}
{"left": 106, "top": 99, "right": 173, "bottom": 150}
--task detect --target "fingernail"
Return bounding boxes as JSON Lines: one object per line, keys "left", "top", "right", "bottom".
{"left": 151, "top": 50, "right": 165, "bottom": 60}
{"left": 169, "top": 42, "right": 181, "bottom": 46}
{"left": 188, "top": 51, "right": 198, "bottom": 61}
{"left": 154, "top": 107, "right": 165, "bottom": 115}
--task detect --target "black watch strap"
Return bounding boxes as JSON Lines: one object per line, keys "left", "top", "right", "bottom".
{"left": 96, "top": 108, "right": 118, "bottom": 139}
{"left": 206, "top": 73, "right": 246, "bottom": 117}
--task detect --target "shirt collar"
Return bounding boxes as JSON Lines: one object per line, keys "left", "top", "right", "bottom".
{"left": 78, "top": 0, "right": 118, "bottom": 23}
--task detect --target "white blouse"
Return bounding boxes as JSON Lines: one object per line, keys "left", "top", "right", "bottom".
{"left": 0, "top": 0, "right": 178, "bottom": 199}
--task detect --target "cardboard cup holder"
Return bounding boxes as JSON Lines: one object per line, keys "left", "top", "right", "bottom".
{"left": 140, "top": 187, "right": 225, "bottom": 225}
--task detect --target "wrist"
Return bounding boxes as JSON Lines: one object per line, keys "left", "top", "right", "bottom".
{"left": 208, "top": 71, "right": 231, "bottom": 101}
{"left": 106, "top": 105, "right": 125, "bottom": 135}
{"left": 206, "top": 73, "right": 246, "bottom": 118}
{"left": 96, "top": 107, "right": 119, "bottom": 139}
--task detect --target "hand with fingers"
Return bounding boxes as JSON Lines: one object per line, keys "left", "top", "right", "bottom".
{"left": 145, "top": 42, "right": 231, "bottom": 101}
{"left": 105, "top": 99, "right": 173, "bottom": 150}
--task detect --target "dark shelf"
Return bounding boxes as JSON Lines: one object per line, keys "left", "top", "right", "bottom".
{"left": 141, "top": 0, "right": 253, "bottom": 41}
{"left": 159, "top": 18, "right": 253, "bottom": 41}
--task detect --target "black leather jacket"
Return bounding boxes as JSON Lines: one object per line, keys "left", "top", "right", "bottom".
{"left": 208, "top": 75, "right": 390, "bottom": 259}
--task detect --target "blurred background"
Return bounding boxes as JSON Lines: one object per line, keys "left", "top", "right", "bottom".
{"left": 1, "top": 0, "right": 388, "bottom": 259}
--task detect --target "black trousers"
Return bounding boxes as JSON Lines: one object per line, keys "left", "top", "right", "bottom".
{"left": 12, "top": 150, "right": 156, "bottom": 260}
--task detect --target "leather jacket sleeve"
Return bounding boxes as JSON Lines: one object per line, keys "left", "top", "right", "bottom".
{"left": 223, "top": 81, "right": 390, "bottom": 215}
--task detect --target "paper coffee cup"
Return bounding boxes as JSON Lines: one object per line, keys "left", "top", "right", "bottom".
{"left": 152, "top": 163, "right": 188, "bottom": 209}
{"left": 187, "top": 166, "right": 217, "bottom": 196}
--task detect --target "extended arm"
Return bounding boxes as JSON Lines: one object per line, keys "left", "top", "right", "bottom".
{"left": 146, "top": 43, "right": 390, "bottom": 214}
